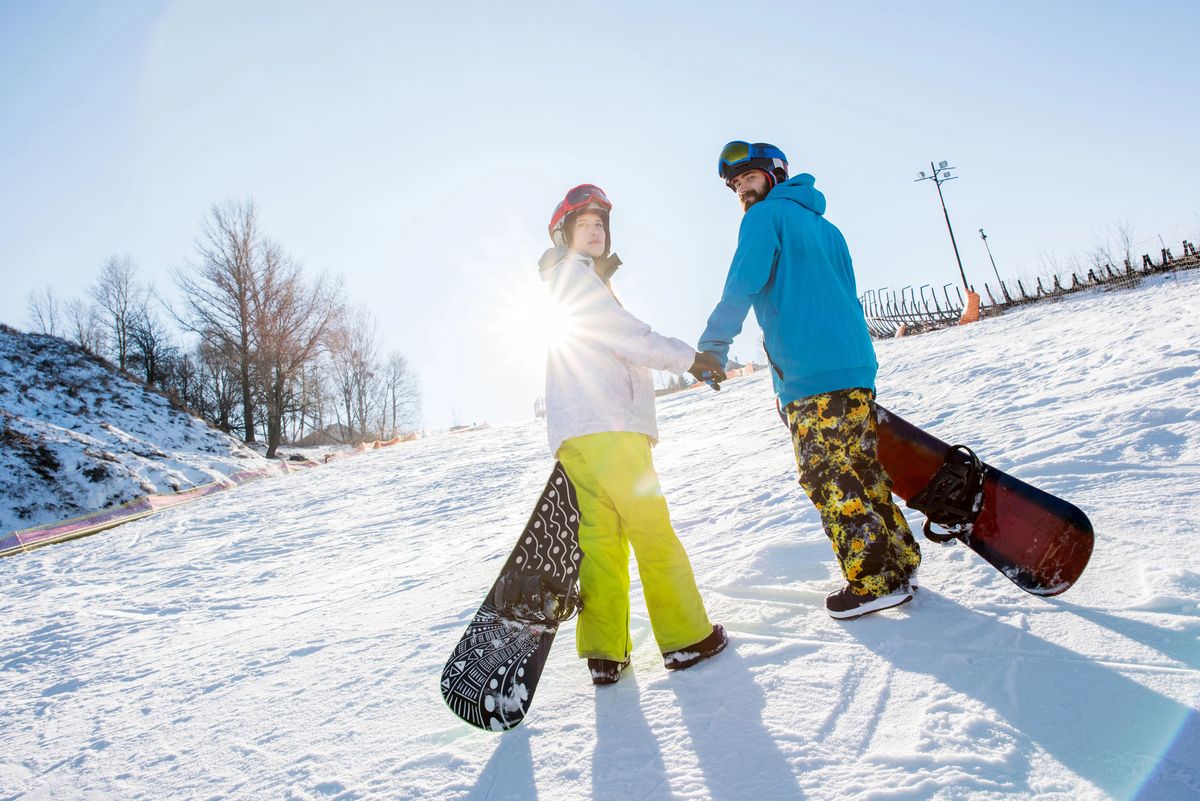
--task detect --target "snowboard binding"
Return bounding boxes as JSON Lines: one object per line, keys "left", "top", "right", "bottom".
{"left": 906, "top": 444, "right": 986, "bottom": 544}
{"left": 491, "top": 573, "right": 582, "bottom": 626}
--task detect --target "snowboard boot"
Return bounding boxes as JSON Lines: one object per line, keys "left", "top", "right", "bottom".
{"left": 826, "top": 583, "right": 913, "bottom": 620}
{"left": 662, "top": 624, "right": 728, "bottom": 671}
{"left": 588, "top": 656, "right": 631, "bottom": 686}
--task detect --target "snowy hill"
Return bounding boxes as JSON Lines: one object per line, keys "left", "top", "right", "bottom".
{"left": 0, "top": 326, "right": 264, "bottom": 534}
{"left": 1, "top": 273, "right": 1198, "bottom": 800}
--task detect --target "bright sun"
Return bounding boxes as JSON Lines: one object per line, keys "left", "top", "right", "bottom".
{"left": 480, "top": 269, "right": 579, "bottom": 406}
{"left": 497, "top": 279, "right": 574, "bottom": 354}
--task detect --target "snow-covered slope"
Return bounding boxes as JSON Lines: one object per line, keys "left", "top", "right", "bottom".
{"left": 0, "top": 327, "right": 264, "bottom": 534}
{"left": 1, "top": 273, "right": 1198, "bottom": 800}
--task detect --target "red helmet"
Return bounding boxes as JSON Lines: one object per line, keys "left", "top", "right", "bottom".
{"left": 548, "top": 184, "right": 612, "bottom": 253}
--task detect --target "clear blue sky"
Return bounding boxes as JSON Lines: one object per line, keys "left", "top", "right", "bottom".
{"left": 2, "top": 1, "right": 1197, "bottom": 430}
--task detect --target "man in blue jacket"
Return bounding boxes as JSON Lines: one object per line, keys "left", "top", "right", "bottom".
{"left": 698, "top": 141, "right": 921, "bottom": 620}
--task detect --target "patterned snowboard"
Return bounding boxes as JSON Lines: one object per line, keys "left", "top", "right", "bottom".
{"left": 877, "top": 405, "right": 1094, "bottom": 595}
{"left": 440, "top": 462, "right": 582, "bottom": 731}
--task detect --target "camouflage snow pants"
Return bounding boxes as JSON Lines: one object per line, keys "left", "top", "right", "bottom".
{"left": 784, "top": 388, "right": 921, "bottom": 598}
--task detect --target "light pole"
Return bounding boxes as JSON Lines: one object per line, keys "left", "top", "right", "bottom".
{"left": 915, "top": 161, "right": 969, "bottom": 291}
{"left": 978, "top": 228, "right": 1002, "bottom": 286}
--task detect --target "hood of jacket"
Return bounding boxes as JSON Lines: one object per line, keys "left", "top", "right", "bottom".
{"left": 766, "top": 173, "right": 826, "bottom": 217}
{"left": 538, "top": 247, "right": 622, "bottom": 282}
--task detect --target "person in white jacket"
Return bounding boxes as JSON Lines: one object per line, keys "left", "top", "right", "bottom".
{"left": 538, "top": 183, "right": 728, "bottom": 685}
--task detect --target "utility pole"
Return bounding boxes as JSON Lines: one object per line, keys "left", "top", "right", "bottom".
{"left": 978, "top": 228, "right": 1002, "bottom": 286}
{"left": 915, "top": 161, "right": 969, "bottom": 291}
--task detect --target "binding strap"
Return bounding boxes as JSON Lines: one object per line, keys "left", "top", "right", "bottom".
{"left": 491, "top": 573, "right": 583, "bottom": 625}
{"left": 907, "top": 444, "right": 986, "bottom": 544}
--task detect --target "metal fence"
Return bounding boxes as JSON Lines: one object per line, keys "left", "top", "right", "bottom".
{"left": 861, "top": 240, "right": 1199, "bottom": 339}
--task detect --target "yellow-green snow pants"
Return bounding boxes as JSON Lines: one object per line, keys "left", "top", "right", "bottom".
{"left": 556, "top": 432, "right": 712, "bottom": 661}
{"left": 785, "top": 388, "right": 922, "bottom": 598}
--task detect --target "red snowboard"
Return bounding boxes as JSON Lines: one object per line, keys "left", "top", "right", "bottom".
{"left": 877, "top": 406, "right": 1094, "bottom": 596}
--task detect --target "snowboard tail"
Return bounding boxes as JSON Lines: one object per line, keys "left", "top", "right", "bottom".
{"left": 440, "top": 462, "right": 582, "bottom": 731}
{"left": 441, "top": 606, "right": 558, "bottom": 730}
{"left": 876, "top": 406, "right": 1094, "bottom": 596}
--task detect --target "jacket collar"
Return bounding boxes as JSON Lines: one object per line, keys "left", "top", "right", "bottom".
{"left": 538, "top": 247, "right": 623, "bottom": 282}
{"left": 594, "top": 252, "right": 622, "bottom": 281}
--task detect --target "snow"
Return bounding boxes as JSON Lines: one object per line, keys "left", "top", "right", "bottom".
{"left": 0, "top": 328, "right": 266, "bottom": 535}
{"left": 2, "top": 272, "right": 1199, "bottom": 800}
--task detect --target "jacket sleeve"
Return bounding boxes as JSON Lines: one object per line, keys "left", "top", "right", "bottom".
{"left": 554, "top": 261, "right": 695, "bottom": 374}
{"left": 697, "top": 206, "right": 781, "bottom": 364}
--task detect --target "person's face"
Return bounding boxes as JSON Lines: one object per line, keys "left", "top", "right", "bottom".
{"left": 730, "top": 169, "right": 771, "bottom": 211}
{"left": 570, "top": 211, "right": 607, "bottom": 258}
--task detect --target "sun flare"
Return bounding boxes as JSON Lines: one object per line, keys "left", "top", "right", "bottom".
{"left": 497, "top": 280, "right": 574, "bottom": 354}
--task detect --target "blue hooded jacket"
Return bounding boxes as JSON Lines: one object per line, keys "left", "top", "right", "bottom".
{"left": 698, "top": 173, "right": 878, "bottom": 406}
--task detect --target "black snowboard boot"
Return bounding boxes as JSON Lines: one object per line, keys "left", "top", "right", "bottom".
{"left": 588, "top": 656, "right": 631, "bottom": 686}
{"left": 662, "top": 624, "right": 728, "bottom": 670}
{"left": 825, "top": 582, "right": 913, "bottom": 620}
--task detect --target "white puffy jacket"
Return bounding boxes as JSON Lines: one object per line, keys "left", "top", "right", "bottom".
{"left": 538, "top": 247, "right": 695, "bottom": 456}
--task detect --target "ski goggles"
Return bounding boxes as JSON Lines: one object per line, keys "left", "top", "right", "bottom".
{"left": 554, "top": 184, "right": 612, "bottom": 218}
{"left": 717, "top": 141, "right": 755, "bottom": 175}
{"left": 717, "top": 141, "right": 787, "bottom": 177}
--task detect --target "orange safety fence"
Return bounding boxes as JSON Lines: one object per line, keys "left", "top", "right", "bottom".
{"left": 0, "top": 460, "right": 322, "bottom": 558}
{"left": 326, "top": 432, "right": 414, "bottom": 461}
{"left": 0, "top": 433, "right": 416, "bottom": 558}
{"left": 959, "top": 290, "right": 982, "bottom": 324}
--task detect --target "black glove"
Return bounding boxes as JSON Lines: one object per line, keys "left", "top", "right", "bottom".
{"left": 688, "top": 352, "right": 727, "bottom": 389}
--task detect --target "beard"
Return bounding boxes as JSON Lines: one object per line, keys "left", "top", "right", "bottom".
{"left": 740, "top": 190, "right": 765, "bottom": 211}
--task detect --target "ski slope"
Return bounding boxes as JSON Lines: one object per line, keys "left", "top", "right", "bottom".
{"left": 2, "top": 272, "right": 1199, "bottom": 801}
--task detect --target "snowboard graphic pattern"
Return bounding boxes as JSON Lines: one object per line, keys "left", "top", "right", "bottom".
{"left": 441, "top": 463, "right": 581, "bottom": 731}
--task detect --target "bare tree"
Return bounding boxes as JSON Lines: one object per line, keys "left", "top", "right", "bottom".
{"left": 64, "top": 297, "right": 105, "bottom": 353}
{"left": 327, "top": 305, "right": 380, "bottom": 443}
{"left": 250, "top": 241, "right": 342, "bottom": 457}
{"left": 378, "top": 351, "right": 420, "bottom": 437}
{"left": 25, "top": 286, "right": 62, "bottom": 336}
{"left": 162, "top": 351, "right": 200, "bottom": 411}
{"left": 1085, "top": 220, "right": 1139, "bottom": 277}
{"left": 289, "top": 362, "right": 330, "bottom": 443}
{"left": 1089, "top": 230, "right": 1115, "bottom": 272}
{"left": 1035, "top": 247, "right": 1061, "bottom": 277}
{"left": 195, "top": 338, "right": 241, "bottom": 434}
{"left": 128, "top": 299, "right": 177, "bottom": 387}
{"left": 1021, "top": 246, "right": 1068, "bottom": 292}
{"left": 90, "top": 255, "right": 143, "bottom": 369}
{"left": 174, "top": 200, "right": 262, "bottom": 444}
{"left": 1113, "top": 220, "right": 1136, "bottom": 268}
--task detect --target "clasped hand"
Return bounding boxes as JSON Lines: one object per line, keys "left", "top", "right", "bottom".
{"left": 688, "top": 352, "right": 726, "bottom": 390}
